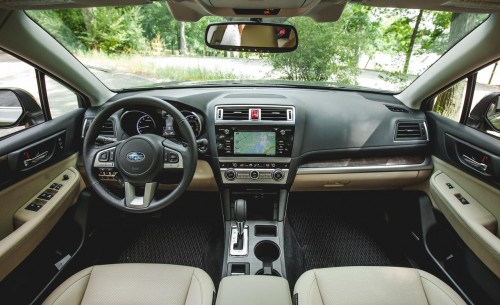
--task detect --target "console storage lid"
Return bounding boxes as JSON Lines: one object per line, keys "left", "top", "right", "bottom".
{"left": 215, "top": 275, "right": 292, "bottom": 305}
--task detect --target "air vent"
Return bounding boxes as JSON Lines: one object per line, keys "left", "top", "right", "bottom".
{"left": 261, "top": 107, "right": 288, "bottom": 121}
{"left": 395, "top": 121, "right": 428, "bottom": 141}
{"left": 82, "top": 118, "right": 115, "bottom": 138}
{"left": 385, "top": 105, "right": 409, "bottom": 113}
{"left": 100, "top": 120, "right": 115, "bottom": 136}
{"left": 215, "top": 105, "right": 295, "bottom": 122}
{"left": 221, "top": 107, "right": 249, "bottom": 120}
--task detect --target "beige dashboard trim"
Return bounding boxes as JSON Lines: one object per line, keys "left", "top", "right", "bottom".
{"left": 0, "top": 154, "right": 82, "bottom": 281}
{"left": 430, "top": 157, "right": 500, "bottom": 277}
{"left": 291, "top": 170, "right": 431, "bottom": 191}
{"left": 157, "top": 160, "right": 218, "bottom": 191}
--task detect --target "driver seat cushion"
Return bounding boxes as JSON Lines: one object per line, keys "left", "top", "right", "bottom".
{"left": 294, "top": 266, "right": 466, "bottom": 305}
{"left": 42, "top": 263, "right": 215, "bottom": 305}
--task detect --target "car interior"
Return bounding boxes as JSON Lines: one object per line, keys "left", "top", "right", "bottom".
{"left": 0, "top": 0, "right": 499, "bottom": 305}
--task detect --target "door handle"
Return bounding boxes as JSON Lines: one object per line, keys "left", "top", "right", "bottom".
{"left": 462, "top": 154, "right": 488, "bottom": 172}
{"left": 23, "top": 150, "right": 48, "bottom": 167}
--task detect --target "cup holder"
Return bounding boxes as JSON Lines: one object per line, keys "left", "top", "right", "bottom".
{"left": 255, "top": 269, "right": 281, "bottom": 276}
{"left": 254, "top": 241, "right": 280, "bottom": 262}
{"left": 254, "top": 241, "right": 280, "bottom": 276}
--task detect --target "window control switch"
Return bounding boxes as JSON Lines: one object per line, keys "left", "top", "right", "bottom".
{"left": 454, "top": 193, "right": 469, "bottom": 205}
{"left": 26, "top": 202, "right": 43, "bottom": 212}
{"left": 38, "top": 192, "right": 54, "bottom": 201}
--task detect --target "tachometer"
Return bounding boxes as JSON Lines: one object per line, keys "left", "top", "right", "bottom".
{"left": 181, "top": 111, "right": 202, "bottom": 138}
{"left": 136, "top": 114, "right": 157, "bottom": 134}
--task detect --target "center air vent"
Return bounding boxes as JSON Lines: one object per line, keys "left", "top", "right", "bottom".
{"left": 215, "top": 105, "right": 294, "bottom": 122}
{"left": 261, "top": 107, "right": 288, "bottom": 121}
{"left": 395, "top": 121, "right": 428, "bottom": 141}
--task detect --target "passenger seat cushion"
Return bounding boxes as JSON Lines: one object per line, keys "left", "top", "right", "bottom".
{"left": 42, "top": 264, "right": 215, "bottom": 305}
{"left": 293, "top": 266, "right": 466, "bottom": 305}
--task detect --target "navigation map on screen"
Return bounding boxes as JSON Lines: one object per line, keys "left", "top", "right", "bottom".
{"left": 234, "top": 131, "right": 276, "bottom": 155}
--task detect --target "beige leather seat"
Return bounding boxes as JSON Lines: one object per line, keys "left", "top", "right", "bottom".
{"left": 294, "top": 266, "right": 466, "bottom": 305}
{"left": 43, "top": 264, "right": 215, "bottom": 305}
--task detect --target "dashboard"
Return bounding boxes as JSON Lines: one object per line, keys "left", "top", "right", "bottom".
{"left": 84, "top": 87, "right": 433, "bottom": 190}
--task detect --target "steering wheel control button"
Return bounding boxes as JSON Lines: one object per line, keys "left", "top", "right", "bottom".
{"left": 225, "top": 169, "right": 237, "bottom": 180}
{"left": 99, "top": 151, "right": 109, "bottom": 162}
{"left": 168, "top": 152, "right": 179, "bottom": 163}
{"left": 250, "top": 170, "right": 259, "bottom": 179}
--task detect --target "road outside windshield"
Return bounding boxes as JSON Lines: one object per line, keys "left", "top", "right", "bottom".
{"left": 27, "top": 3, "right": 488, "bottom": 92}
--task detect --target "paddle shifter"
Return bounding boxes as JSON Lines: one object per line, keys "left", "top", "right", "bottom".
{"left": 230, "top": 199, "right": 248, "bottom": 255}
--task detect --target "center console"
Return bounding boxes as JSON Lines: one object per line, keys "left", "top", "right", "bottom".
{"left": 214, "top": 104, "right": 295, "bottom": 279}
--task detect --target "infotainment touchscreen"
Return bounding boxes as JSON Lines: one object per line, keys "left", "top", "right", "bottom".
{"left": 234, "top": 131, "right": 276, "bottom": 155}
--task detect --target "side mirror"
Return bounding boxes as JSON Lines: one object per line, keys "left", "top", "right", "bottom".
{"left": 0, "top": 90, "right": 24, "bottom": 127}
{"left": 467, "top": 92, "right": 500, "bottom": 132}
{"left": 205, "top": 22, "right": 298, "bottom": 53}
{"left": 0, "top": 88, "right": 43, "bottom": 128}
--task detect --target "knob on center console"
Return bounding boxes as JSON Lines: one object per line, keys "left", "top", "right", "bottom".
{"left": 272, "top": 169, "right": 284, "bottom": 181}
{"left": 225, "top": 168, "right": 236, "bottom": 180}
{"left": 250, "top": 170, "right": 259, "bottom": 179}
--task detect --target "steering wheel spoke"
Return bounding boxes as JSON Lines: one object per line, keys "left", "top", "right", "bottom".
{"left": 124, "top": 182, "right": 157, "bottom": 209}
{"left": 91, "top": 141, "right": 122, "bottom": 168}
{"left": 162, "top": 138, "right": 187, "bottom": 170}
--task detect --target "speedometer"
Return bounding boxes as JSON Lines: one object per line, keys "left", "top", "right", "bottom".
{"left": 181, "top": 111, "right": 202, "bottom": 138}
{"left": 136, "top": 114, "right": 157, "bottom": 134}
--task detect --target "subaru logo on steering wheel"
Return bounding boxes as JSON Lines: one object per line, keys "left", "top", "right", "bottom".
{"left": 126, "top": 151, "right": 145, "bottom": 162}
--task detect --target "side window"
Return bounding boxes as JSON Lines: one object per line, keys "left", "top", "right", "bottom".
{"left": 430, "top": 60, "right": 500, "bottom": 139}
{"left": 431, "top": 78, "right": 468, "bottom": 122}
{"left": 45, "top": 76, "right": 79, "bottom": 118}
{"left": 0, "top": 50, "right": 80, "bottom": 138}
{"left": 470, "top": 60, "right": 500, "bottom": 139}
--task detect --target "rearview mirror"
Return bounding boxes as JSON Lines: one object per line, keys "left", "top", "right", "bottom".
{"left": 205, "top": 22, "right": 298, "bottom": 53}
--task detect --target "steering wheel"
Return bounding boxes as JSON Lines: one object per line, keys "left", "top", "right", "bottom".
{"left": 83, "top": 96, "right": 198, "bottom": 213}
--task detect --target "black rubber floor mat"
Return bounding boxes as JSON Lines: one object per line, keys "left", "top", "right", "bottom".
{"left": 115, "top": 192, "right": 224, "bottom": 285}
{"left": 287, "top": 193, "right": 397, "bottom": 270}
{"left": 118, "top": 218, "right": 210, "bottom": 267}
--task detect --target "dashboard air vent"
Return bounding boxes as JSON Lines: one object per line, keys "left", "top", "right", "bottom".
{"left": 215, "top": 105, "right": 295, "bottom": 122}
{"left": 260, "top": 107, "right": 288, "bottom": 121}
{"left": 100, "top": 120, "right": 115, "bottom": 136}
{"left": 82, "top": 118, "right": 115, "bottom": 138}
{"left": 220, "top": 107, "right": 249, "bottom": 120}
{"left": 395, "top": 121, "right": 428, "bottom": 141}
{"left": 385, "top": 105, "right": 409, "bottom": 113}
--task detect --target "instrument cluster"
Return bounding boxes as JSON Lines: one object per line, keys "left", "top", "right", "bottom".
{"left": 120, "top": 108, "right": 203, "bottom": 140}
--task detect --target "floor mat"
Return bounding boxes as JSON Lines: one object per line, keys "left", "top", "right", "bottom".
{"left": 287, "top": 192, "right": 408, "bottom": 270}
{"left": 115, "top": 192, "right": 224, "bottom": 285}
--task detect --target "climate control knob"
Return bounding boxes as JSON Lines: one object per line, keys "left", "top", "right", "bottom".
{"left": 272, "top": 169, "right": 284, "bottom": 181}
{"left": 250, "top": 170, "right": 259, "bottom": 179}
{"left": 225, "top": 169, "right": 236, "bottom": 181}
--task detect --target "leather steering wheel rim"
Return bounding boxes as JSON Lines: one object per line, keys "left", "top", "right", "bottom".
{"left": 83, "top": 95, "right": 198, "bottom": 213}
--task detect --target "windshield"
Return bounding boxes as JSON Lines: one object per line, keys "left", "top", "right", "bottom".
{"left": 27, "top": 4, "right": 488, "bottom": 93}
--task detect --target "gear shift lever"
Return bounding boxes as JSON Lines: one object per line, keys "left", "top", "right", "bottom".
{"left": 232, "top": 199, "right": 247, "bottom": 252}
{"left": 234, "top": 199, "right": 247, "bottom": 237}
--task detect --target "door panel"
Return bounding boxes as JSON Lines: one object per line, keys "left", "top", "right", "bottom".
{"left": 427, "top": 112, "right": 500, "bottom": 277}
{"left": 0, "top": 155, "right": 82, "bottom": 281}
{"left": 0, "top": 109, "right": 84, "bottom": 281}
{"left": 430, "top": 157, "right": 500, "bottom": 277}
